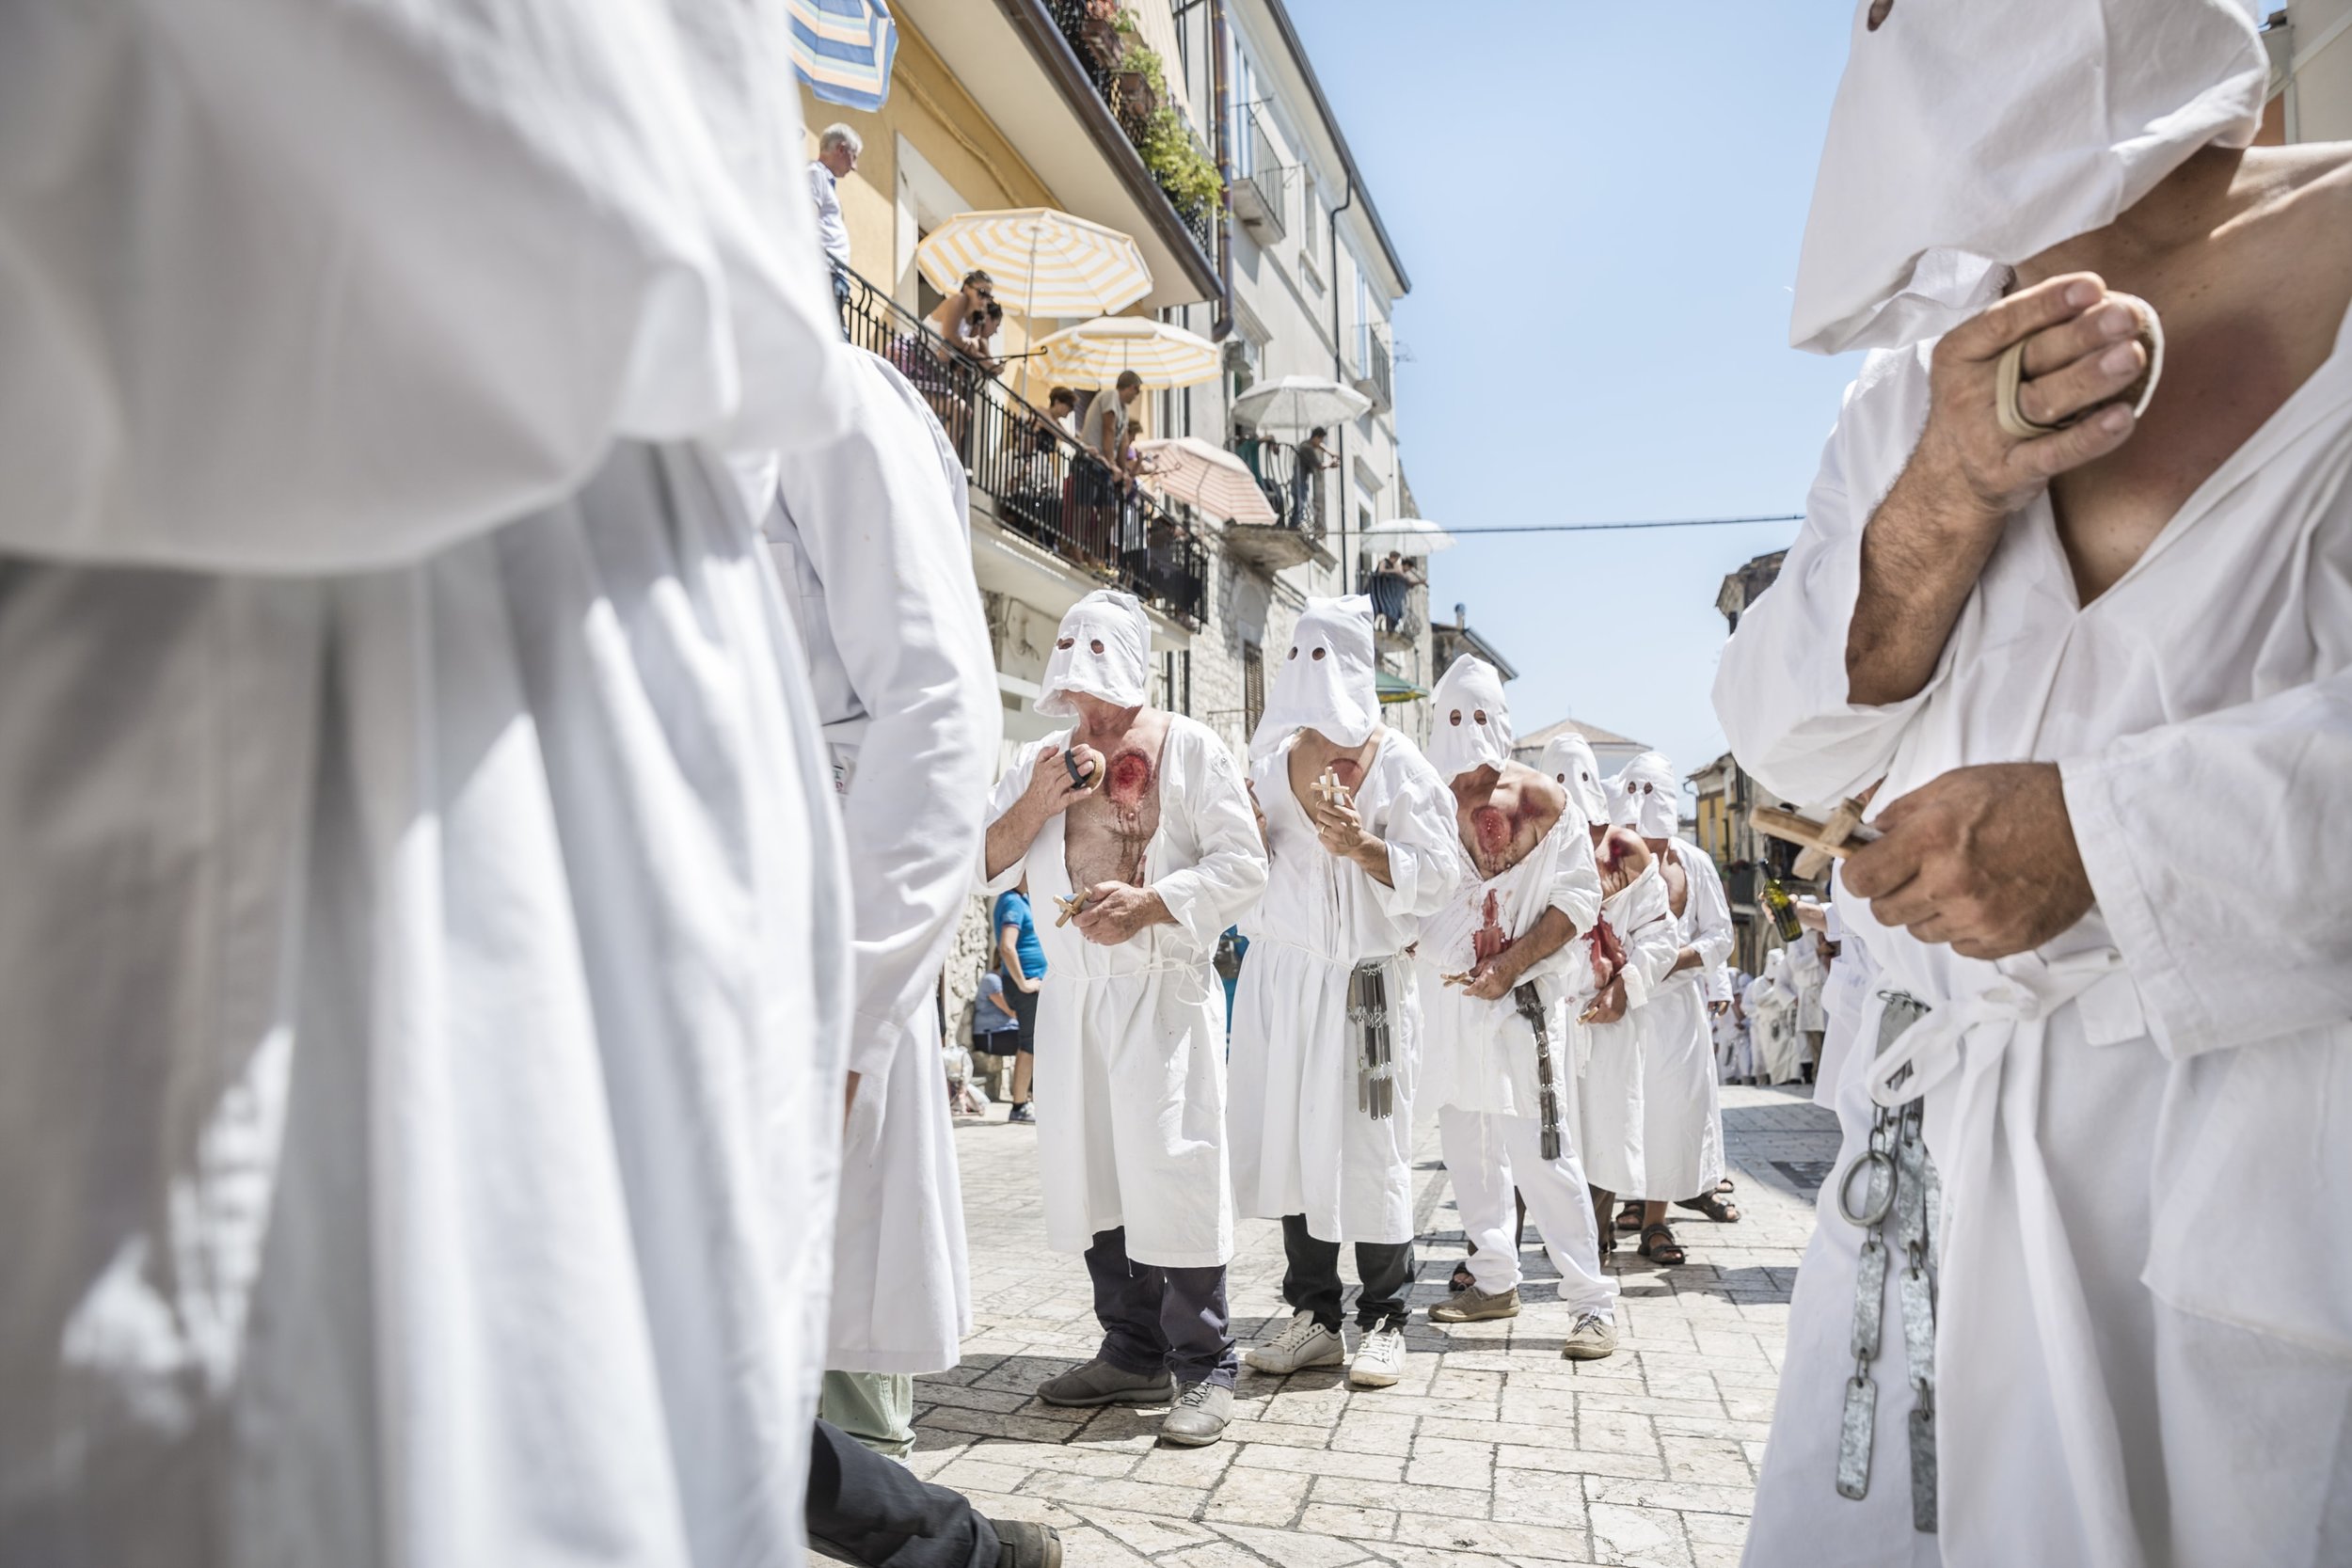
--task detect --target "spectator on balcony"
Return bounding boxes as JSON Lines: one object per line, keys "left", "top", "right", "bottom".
{"left": 1368, "top": 550, "right": 1410, "bottom": 633}
{"left": 1077, "top": 370, "right": 1143, "bottom": 566}
{"left": 1293, "top": 426, "right": 1336, "bottom": 530}
{"left": 925, "top": 269, "right": 994, "bottom": 362}
{"left": 1046, "top": 386, "right": 1081, "bottom": 442}
{"left": 809, "top": 123, "right": 861, "bottom": 329}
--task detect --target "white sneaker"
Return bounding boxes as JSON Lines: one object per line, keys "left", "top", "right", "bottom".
{"left": 1242, "top": 1309, "right": 1346, "bottom": 1374}
{"left": 1348, "top": 1318, "right": 1407, "bottom": 1388}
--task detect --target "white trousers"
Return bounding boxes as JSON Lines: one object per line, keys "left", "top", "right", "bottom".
{"left": 1439, "top": 1107, "right": 1617, "bottom": 1319}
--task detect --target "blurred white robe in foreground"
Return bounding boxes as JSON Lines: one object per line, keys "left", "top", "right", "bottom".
{"left": 0, "top": 5, "right": 856, "bottom": 1564}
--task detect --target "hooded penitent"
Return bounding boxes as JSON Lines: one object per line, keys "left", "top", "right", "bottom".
{"left": 1249, "top": 595, "right": 1381, "bottom": 760}
{"left": 1036, "top": 589, "right": 1152, "bottom": 718}
{"left": 1539, "top": 732, "right": 1610, "bottom": 829}
{"left": 1610, "top": 752, "right": 1681, "bottom": 840}
{"left": 1789, "top": 0, "right": 2266, "bottom": 355}
{"left": 1427, "top": 655, "right": 1514, "bottom": 783}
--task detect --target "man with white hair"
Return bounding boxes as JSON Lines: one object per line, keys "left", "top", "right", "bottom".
{"left": 980, "top": 590, "right": 1267, "bottom": 1448}
{"left": 810, "top": 122, "right": 863, "bottom": 325}
{"left": 1417, "top": 659, "right": 1623, "bottom": 1359}
{"left": 1229, "top": 597, "right": 1462, "bottom": 1390}
{"left": 1720, "top": 2, "right": 2352, "bottom": 1560}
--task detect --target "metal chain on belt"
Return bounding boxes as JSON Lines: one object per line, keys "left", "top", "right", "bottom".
{"left": 1834, "top": 990, "right": 1939, "bottom": 1534}
{"left": 1512, "top": 980, "right": 1563, "bottom": 1161}
{"left": 1350, "top": 959, "right": 1395, "bottom": 1119}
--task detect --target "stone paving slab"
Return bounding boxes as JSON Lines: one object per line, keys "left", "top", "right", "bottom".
{"left": 924, "top": 1085, "right": 1840, "bottom": 1567}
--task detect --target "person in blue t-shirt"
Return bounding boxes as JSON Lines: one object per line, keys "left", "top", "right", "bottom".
{"left": 993, "top": 878, "right": 1046, "bottom": 1123}
{"left": 973, "top": 970, "right": 1021, "bottom": 1058}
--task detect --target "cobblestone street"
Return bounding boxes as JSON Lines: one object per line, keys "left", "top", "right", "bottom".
{"left": 913, "top": 1085, "right": 1841, "bottom": 1567}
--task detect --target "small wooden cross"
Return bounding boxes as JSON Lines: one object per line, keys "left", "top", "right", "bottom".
{"left": 1054, "top": 891, "right": 1091, "bottom": 927}
{"left": 1310, "top": 767, "right": 1348, "bottom": 808}
{"left": 1750, "top": 799, "right": 1879, "bottom": 879}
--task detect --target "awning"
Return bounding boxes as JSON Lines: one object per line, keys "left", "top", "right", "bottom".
{"left": 1376, "top": 671, "right": 1426, "bottom": 705}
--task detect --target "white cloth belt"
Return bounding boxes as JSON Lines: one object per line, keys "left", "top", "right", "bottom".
{"left": 1864, "top": 947, "right": 2143, "bottom": 1563}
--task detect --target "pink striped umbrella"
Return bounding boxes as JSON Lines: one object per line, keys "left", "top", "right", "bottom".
{"left": 1134, "top": 437, "right": 1279, "bottom": 526}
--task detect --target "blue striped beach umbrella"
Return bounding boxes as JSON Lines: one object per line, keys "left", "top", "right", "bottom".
{"left": 789, "top": 0, "right": 898, "bottom": 113}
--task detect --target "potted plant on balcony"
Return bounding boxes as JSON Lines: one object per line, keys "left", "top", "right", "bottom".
{"left": 1113, "top": 40, "right": 1165, "bottom": 119}
{"left": 1078, "top": 0, "right": 1126, "bottom": 71}
{"left": 1136, "top": 109, "right": 1224, "bottom": 230}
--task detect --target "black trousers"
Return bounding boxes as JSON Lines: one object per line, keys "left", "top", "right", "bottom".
{"left": 1280, "top": 1213, "right": 1416, "bottom": 1333}
{"left": 805, "top": 1418, "right": 998, "bottom": 1568}
{"left": 1086, "top": 1226, "right": 1238, "bottom": 1388}
{"left": 1006, "top": 977, "right": 1039, "bottom": 1055}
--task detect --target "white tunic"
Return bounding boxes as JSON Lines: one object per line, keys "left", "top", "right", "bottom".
{"left": 1719, "top": 318, "right": 2352, "bottom": 1567}
{"left": 1417, "top": 816, "right": 1605, "bottom": 1122}
{"left": 982, "top": 721, "right": 1268, "bottom": 1267}
{"left": 1570, "top": 861, "right": 1681, "bottom": 1197}
{"left": 1626, "top": 839, "right": 1735, "bottom": 1200}
{"left": 1, "top": 8, "right": 856, "bottom": 1565}
{"left": 1229, "top": 730, "right": 1462, "bottom": 1243}
{"left": 749, "top": 350, "right": 1000, "bottom": 1375}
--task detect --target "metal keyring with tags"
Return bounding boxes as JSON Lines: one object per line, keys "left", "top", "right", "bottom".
{"left": 1836, "top": 990, "right": 1940, "bottom": 1534}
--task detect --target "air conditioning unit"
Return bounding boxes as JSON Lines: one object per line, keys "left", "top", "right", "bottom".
{"left": 1220, "top": 339, "right": 1253, "bottom": 375}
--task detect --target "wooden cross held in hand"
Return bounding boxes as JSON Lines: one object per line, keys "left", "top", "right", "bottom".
{"left": 1054, "top": 891, "right": 1092, "bottom": 927}
{"left": 1310, "top": 767, "right": 1348, "bottom": 808}
{"left": 1750, "top": 799, "right": 1879, "bottom": 879}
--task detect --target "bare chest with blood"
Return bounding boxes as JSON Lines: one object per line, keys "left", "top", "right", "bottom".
{"left": 1063, "top": 731, "right": 1164, "bottom": 895}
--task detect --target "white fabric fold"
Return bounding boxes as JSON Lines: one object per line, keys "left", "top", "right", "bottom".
{"left": 1792, "top": 0, "right": 2266, "bottom": 354}
{"left": 1036, "top": 591, "right": 1152, "bottom": 718}
{"left": 1249, "top": 595, "right": 1381, "bottom": 759}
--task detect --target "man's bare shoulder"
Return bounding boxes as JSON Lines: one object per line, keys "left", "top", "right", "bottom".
{"left": 1496, "top": 761, "right": 1565, "bottom": 813}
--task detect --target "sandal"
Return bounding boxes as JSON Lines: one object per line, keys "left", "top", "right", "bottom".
{"left": 1676, "top": 1194, "right": 1742, "bottom": 1224}
{"left": 1614, "top": 1201, "right": 1644, "bottom": 1232}
{"left": 1717, "top": 1177, "right": 1737, "bottom": 1196}
{"left": 1450, "top": 1261, "right": 1476, "bottom": 1293}
{"left": 1638, "top": 1222, "right": 1686, "bottom": 1267}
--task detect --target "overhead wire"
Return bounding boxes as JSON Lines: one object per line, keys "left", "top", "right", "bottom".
{"left": 1431, "top": 513, "right": 1804, "bottom": 536}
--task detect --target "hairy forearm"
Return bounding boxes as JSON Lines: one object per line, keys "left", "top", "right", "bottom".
{"left": 1492, "top": 907, "right": 1575, "bottom": 984}
{"left": 1669, "top": 945, "right": 1702, "bottom": 975}
{"left": 1847, "top": 451, "right": 2007, "bottom": 707}
{"left": 985, "top": 801, "right": 1046, "bottom": 883}
{"left": 1347, "top": 836, "right": 1395, "bottom": 889}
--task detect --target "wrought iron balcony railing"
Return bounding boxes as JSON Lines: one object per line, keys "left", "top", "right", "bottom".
{"left": 1223, "top": 436, "right": 1327, "bottom": 539}
{"left": 837, "top": 267, "right": 1206, "bottom": 629}
{"left": 1043, "top": 0, "right": 1220, "bottom": 259}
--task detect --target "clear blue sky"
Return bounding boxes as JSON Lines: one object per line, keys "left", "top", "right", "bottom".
{"left": 1287, "top": 0, "right": 1866, "bottom": 780}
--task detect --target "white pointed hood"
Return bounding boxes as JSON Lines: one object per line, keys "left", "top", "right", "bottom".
{"left": 1790, "top": 0, "right": 2266, "bottom": 355}
{"left": 1610, "top": 751, "right": 1680, "bottom": 839}
{"left": 1428, "top": 656, "right": 1514, "bottom": 784}
{"left": 1250, "top": 594, "right": 1381, "bottom": 760}
{"left": 1538, "top": 731, "right": 1611, "bottom": 828}
{"left": 1036, "top": 590, "right": 1151, "bottom": 719}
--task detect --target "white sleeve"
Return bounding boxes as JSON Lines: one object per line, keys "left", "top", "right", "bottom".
{"left": 979, "top": 743, "right": 1052, "bottom": 896}
{"left": 2062, "top": 661, "right": 2352, "bottom": 1059}
{"left": 1369, "top": 765, "right": 1469, "bottom": 925}
{"left": 1712, "top": 357, "right": 1948, "bottom": 805}
{"left": 1154, "top": 733, "right": 1271, "bottom": 948}
{"left": 1607, "top": 873, "right": 1679, "bottom": 1010}
{"left": 1683, "top": 848, "right": 1736, "bottom": 989}
{"left": 779, "top": 354, "right": 1001, "bottom": 1085}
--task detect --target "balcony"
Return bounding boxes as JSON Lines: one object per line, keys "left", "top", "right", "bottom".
{"left": 840, "top": 269, "right": 1206, "bottom": 630}
{"left": 1219, "top": 435, "right": 1333, "bottom": 574}
{"left": 1358, "top": 564, "right": 1427, "bottom": 653}
{"left": 1352, "top": 336, "right": 1393, "bottom": 414}
{"left": 1038, "top": 1, "right": 1221, "bottom": 266}
{"left": 1229, "top": 115, "right": 1289, "bottom": 241}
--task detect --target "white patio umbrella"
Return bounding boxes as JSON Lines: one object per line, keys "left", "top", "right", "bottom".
{"left": 915, "top": 208, "right": 1152, "bottom": 319}
{"left": 1035, "top": 316, "right": 1219, "bottom": 388}
{"left": 1135, "top": 437, "right": 1279, "bottom": 525}
{"left": 1230, "top": 374, "right": 1372, "bottom": 434}
{"left": 1359, "top": 515, "right": 1456, "bottom": 552}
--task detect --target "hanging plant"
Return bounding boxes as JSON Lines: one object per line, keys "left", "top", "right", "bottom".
{"left": 1113, "top": 40, "right": 1166, "bottom": 117}
{"left": 1136, "top": 108, "right": 1224, "bottom": 225}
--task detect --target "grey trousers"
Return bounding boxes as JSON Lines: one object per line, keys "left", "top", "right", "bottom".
{"left": 1085, "top": 1226, "right": 1238, "bottom": 1389}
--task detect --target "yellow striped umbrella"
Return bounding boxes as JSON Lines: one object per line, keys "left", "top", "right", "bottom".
{"left": 1035, "top": 316, "right": 1219, "bottom": 389}
{"left": 915, "top": 208, "right": 1153, "bottom": 320}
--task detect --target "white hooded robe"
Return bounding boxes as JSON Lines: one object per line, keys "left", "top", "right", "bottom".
{"left": 0, "top": 7, "right": 858, "bottom": 1561}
